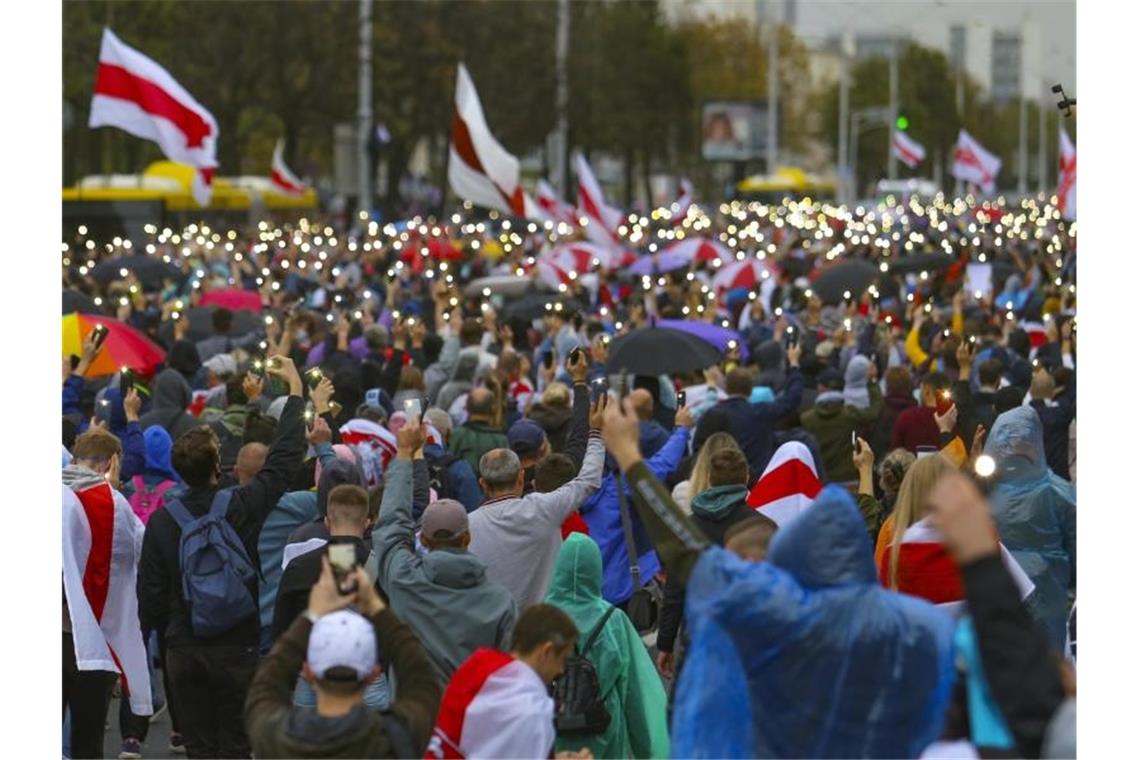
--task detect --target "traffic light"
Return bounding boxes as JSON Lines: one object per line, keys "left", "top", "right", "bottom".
{"left": 895, "top": 115, "right": 910, "bottom": 131}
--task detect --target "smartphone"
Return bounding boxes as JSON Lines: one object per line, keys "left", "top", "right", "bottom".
{"left": 783, "top": 325, "right": 799, "bottom": 349}
{"left": 329, "top": 401, "right": 343, "bottom": 418}
{"left": 543, "top": 349, "right": 555, "bottom": 370}
{"left": 916, "top": 445, "right": 937, "bottom": 460}
{"left": 676, "top": 390, "right": 687, "bottom": 407}
{"left": 403, "top": 397, "right": 422, "bottom": 420}
{"left": 120, "top": 368, "right": 135, "bottom": 396}
{"left": 249, "top": 355, "right": 266, "bottom": 377}
{"left": 91, "top": 324, "right": 110, "bottom": 351}
{"left": 568, "top": 347, "right": 583, "bottom": 365}
{"left": 935, "top": 389, "right": 954, "bottom": 416}
{"left": 304, "top": 402, "right": 315, "bottom": 425}
{"left": 851, "top": 431, "right": 858, "bottom": 448}
{"left": 327, "top": 542, "right": 359, "bottom": 595}
{"left": 590, "top": 377, "right": 610, "bottom": 403}
{"left": 69, "top": 354, "right": 81, "bottom": 372}
{"left": 305, "top": 366, "right": 324, "bottom": 390}
{"left": 266, "top": 356, "right": 283, "bottom": 373}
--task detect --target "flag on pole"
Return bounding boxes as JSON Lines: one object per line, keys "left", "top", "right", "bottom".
{"left": 449, "top": 63, "right": 539, "bottom": 220}
{"left": 575, "top": 153, "right": 624, "bottom": 250}
{"left": 89, "top": 28, "right": 219, "bottom": 207}
{"left": 951, "top": 130, "right": 1002, "bottom": 194}
{"left": 670, "top": 178, "right": 694, "bottom": 223}
{"left": 534, "top": 179, "right": 578, "bottom": 226}
{"left": 1057, "top": 127, "right": 1076, "bottom": 220}
{"left": 892, "top": 131, "right": 927, "bottom": 169}
{"left": 270, "top": 139, "right": 307, "bottom": 195}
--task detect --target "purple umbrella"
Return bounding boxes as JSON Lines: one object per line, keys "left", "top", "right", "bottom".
{"left": 657, "top": 319, "right": 749, "bottom": 361}
{"left": 306, "top": 336, "right": 370, "bottom": 368}
{"left": 627, "top": 248, "right": 691, "bottom": 276}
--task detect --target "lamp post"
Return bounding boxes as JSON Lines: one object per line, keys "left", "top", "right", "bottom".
{"left": 357, "top": 0, "right": 373, "bottom": 219}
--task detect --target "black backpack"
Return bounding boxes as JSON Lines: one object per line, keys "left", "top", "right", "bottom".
{"left": 427, "top": 450, "right": 459, "bottom": 500}
{"left": 553, "top": 606, "right": 617, "bottom": 737}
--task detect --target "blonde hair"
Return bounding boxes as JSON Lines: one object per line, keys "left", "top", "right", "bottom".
{"left": 689, "top": 432, "right": 741, "bottom": 498}
{"left": 887, "top": 453, "right": 957, "bottom": 590}
{"left": 542, "top": 382, "right": 571, "bottom": 409}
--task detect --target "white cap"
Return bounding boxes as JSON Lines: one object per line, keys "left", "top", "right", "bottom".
{"left": 306, "top": 610, "right": 376, "bottom": 681}
{"left": 202, "top": 354, "right": 237, "bottom": 378}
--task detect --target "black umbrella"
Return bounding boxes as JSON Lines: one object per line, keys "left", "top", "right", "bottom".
{"left": 63, "top": 289, "right": 97, "bottom": 315}
{"left": 810, "top": 260, "right": 879, "bottom": 305}
{"left": 605, "top": 326, "right": 723, "bottom": 376}
{"left": 887, "top": 251, "right": 958, "bottom": 275}
{"left": 91, "top": 254, "right": 182, "bottom": 288}
{"left": 157, "top": 306, "right": 264, "bottom": 343}
{"left": 778, "top": 255, "right": 811, "bottom": 280}
{"left": 501, "top": 290, "right": 584, "bottom": 321}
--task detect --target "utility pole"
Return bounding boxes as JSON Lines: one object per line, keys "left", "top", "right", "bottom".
{"left": 357, "top": 0, "right": 373, "bottom": 219}
{"left": 838, "top": 56, "right": 849, "bottom": 205}
{"left": 888, "top": 40, "right": 898, "bottom": 180}
{"left": 765, "top": 0, "right": 779, "bottom": 174}
{"left": 1037, "top": 77, "right": 1048, "bottom": 195}
{"left": 553, "top": 0, "right": 570, "bottom": 198}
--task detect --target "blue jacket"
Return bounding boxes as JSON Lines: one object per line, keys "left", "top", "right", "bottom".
{"left": 638, "top": 420, "right": 671, "bottom": 459}
{"left": 423, "top": 442, "right": 483, "bottom": 512}
{"left": 581, "top": 426, "right": 690, "bottom": 604}
{"left": 101, "top": 387, "right": 145, "bottom": 482}
{"left": 692, "top": 369, "right": 804, "bottom": 475}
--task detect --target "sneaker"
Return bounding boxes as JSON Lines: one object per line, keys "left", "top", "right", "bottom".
{"left": 148, "top": 699, "right": 167, "bottom": 724}
{"left": 168, "top": 733, "right": 186, "bottom": 754}
{"left": 118, "top": 738, "right": 143, "bottom": 759}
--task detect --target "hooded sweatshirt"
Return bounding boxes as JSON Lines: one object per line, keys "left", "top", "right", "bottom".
{"left": 138, "top": 368, "right": 199, "bottom": 441}
{"left": 373, "top": 459, "right": 517, "bottom": 684}
{"left": 545, "top": 534, "right": 670, "bottom": 760}
{"left": 801, "top": 379, "right": 884, "bottom": 483}
{"left": 527, "top": 402, "right": 573, "bottom": 453}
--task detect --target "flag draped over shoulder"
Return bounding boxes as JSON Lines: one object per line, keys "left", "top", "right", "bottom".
{"left": 746, "top": 441, "right": 822, "bottom": 525}
{"left": 89, "top": 28, "right": 219, "bottom": 207}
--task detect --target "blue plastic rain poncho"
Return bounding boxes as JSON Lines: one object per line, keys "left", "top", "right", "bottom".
{"left": 545, "top": 534, "right": 670, "bottom": 759}
{"left": 983, "top": 407, "right": 1076, "bottom": 651}
{"left": 671, "top": 485, "right": 957, "bottom": 759}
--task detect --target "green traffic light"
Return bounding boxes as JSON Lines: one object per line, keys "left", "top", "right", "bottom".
{"left": 896, "top": 115, "right": 909, "bottom": 131}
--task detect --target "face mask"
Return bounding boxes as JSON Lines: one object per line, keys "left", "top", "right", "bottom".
{"left": 913, "top": 388, "right": 923, "bottom": 403}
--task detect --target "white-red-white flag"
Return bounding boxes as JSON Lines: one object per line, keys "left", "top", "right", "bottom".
{"left": 270, "top": 139, "right": 307, "bottom": 195}
{"left": 951, "top": 129, "right": 1002, "bottom": 194}
{"left": 534, "top": 179, "right": 578, "bottom": 226}
{"left": 449, "top": 63, "right": 539, "bottom": 220}
{"left": 542, "top": 242, "right": 614, "bottom": 272}
{"left": 338, "top": 419, "right": 397, "bottom": 489}
{"left": 892, "top": 131, "right": 927, "bottom": 169}
{"left": 671, "top": 178, "right": 694, "bottom": 223}
{"left": 745, "top": 441, "right": 822, "bottom": 526}
{"left": 575, "top": 153, "right": 624, "bottom": 250}
{"left": 1057, "top": 127, "right": 1076, "bottom": 220}
{"left": 89, "top": 28, "right": 219, "bottom": 207}
{"left": 711, "top": 257, "right": 776, "bottom": 292}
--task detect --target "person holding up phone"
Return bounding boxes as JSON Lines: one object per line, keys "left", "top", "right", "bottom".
{"left": 62, "top": 331, "right": 105, "bottom": 432}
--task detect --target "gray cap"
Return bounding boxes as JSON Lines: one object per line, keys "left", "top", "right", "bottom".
{"left": 421, "top": 499, "right": 469, "bottom": 540}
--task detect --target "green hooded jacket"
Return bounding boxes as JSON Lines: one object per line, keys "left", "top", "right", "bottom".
{"left": 545, "top": 534, "right": 670, "bottom": 759}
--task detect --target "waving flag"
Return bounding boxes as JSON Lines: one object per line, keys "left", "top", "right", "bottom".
{"left": 575, "top": 153, "right": 624, "bottom": 250}
{"left": 449, "top": 63, "right": 539, "bottom": 219}
{"left": 952, "top": 130, "right": 1002, "bottom": 194}
{"left": 893, "top": 131, "right": 927, "bottom": 169}
{"left": 63, "top": 483, "right": 153, "bottom": 715}
{"left": 746, "top": 441, "right": 822, "bottom": 525}
{"left": 89, "top": 28, "right": 218, "bottom": 207}
{"left": 712, "top": 257, "right": 775, "bottom": 292}
{"left": 338, "top": 418, "right": 397, "bottom": 488}
{"left": 270, "top": 139, "right": 306, "bottom": 195}
{"left": 535, "top": 179, "right": 578, "bottom": 226}
{"left": 1057, "top": 127, "right": 1076, "bottom": 220}
{"left": 542, "top": 242, "right": 614, "bottom": 272}
{"left": 671, "top": 178, "right": 694, "bottom": 223}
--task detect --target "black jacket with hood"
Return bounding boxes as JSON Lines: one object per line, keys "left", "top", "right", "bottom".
{"left": 137, "top": 395, "right": 306, "bottom": 649}
{"left": 138, "top": 368, "right": 200, "bottom": 441}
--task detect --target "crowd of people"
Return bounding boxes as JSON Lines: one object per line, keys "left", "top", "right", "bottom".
{"left": 62, "top": 192, "right": 1076, "bottom": 759}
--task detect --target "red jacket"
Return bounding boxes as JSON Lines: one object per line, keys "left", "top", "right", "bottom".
{"left": 890, "top": 405, "right": 941, "bottom": 453}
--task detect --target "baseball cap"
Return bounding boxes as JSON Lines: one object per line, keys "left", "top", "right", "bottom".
{"left": 818, "top": 368, "right": 844, "bottom": 391}
{"left": 306, "top": 610, "right": 377, "bottom": 682}
{"left": 421, "top": 499, "right": 469, "bottom": 541}
{"left": 202, "top": 354, "right": 237, "bottom": 378}
{"left": 507, "top": 419, "right": 546, "bottom": 456}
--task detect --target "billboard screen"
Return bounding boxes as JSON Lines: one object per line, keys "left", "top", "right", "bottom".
{"left": 701, "top": 101, "right": 771, "bottom": 162}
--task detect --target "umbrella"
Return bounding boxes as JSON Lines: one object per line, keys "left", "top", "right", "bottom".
{"left": 657, "top": 319, "right": 749, "bottom": 362}
{"left": 501, "top": 290, "right": 584, "bottom": 321}
{"left": 156, "top": 306, "right": 264, "bottom": 344}
{"left": 887, "top": 251, "right": 958, "bottom": 275}
{"left": 605, "top": 325, "right": 723, "bottom": 375}
{"left": 809, "top": 260, "right": 878, "bottom": 305}
{"left": 464, "top": 275, "right": 552, "bottom": 299}
{"left": 90, "top": 254, "right": 181, "bottom": 288}
{"left": 306, "top": 336, "right": 371, "bottom": 368}
{"left": 199, "top": 287, "right": 263, "bottom": 312}
{"left": 63, "top": 289, "right": 97, "bottom": 315}
{"left": 62, "top": 313, "right": 166, "bottom": 378}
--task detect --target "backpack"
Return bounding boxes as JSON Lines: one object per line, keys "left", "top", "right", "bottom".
{"left": 163, "top": 489, "right": 259, "bottom": 638}
{"left": 427, "top": 451, "right": 459, "bottom": 500}
{"left": 128, "top": 476, "right": 176, "bottom": 526}
{"left": 553, "top": 606, "right": 618, "bottom": 737}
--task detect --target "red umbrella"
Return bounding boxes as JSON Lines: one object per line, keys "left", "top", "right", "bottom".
{"left": 199, "top": 287, "right": 263, "bottom": 312}
{"left": 62, "top": 313, "right": 166, "bottom": 378}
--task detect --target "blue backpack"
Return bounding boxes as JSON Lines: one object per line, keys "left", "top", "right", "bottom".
{"left": 163, "top": 489, "right": 258, "bottom": 638}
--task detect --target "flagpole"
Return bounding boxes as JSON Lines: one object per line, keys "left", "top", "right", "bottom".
{"left": 837, "top": 54, "right": 848, "bottom": 205}
{"left": 764, "top": 0, "right": 779, "bottom": 175}
{"left": 1037, "top": 77, "right": 1047, "bottom": 196}
{"left": 357, "top": 0, "right": 373, "bottom": 220}
{"left": 554, "top": 0, "right": 570, "bottom": 199}
{"left": 887, "top": 40, "right": 898, "bottom": 180}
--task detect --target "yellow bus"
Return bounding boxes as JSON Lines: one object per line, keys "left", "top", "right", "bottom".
{"left": 735, "top": 166, "right": 836, "bottom": 204}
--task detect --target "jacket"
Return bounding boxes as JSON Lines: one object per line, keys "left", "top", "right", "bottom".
{"left": 137, "top": 395, "right": 306, "bottom": 649}
{"left": 448, "top": 421, "right": 509, "bottom": 477}
{"left": 271, "top": 537, "right": 371, "bottom": 641}
{"left": 692, "top": 368, "right": 804, "bottom": 474}
{"left": 984, "top": 407, "right": 1076, "bottom": 651}
{"left": 138, "top": 368, "right": 200, "bottom": 441}
{"left": 545, "top": 535, "right": 670, "bottom": 760}
{"left": 873, "top": 392, "right": 916, "bottom": 460}
{"left": 373, "top": 459, "right": 517, "bottom": 684}
{"left": 638, "top": 419, "right": 671, "bottom": 459}
{"left": 468, "top": 434, "right": 604, "bottom": 607}
{"left": 98, "top": 387, "right": 147, "bottom": 482}
{"left": 891, "top": 404, "right": 942, "bottom": 453}
{"left": 801, "top": 382, "right": 884, "bottom": 483}
{"left": 423, "top": 443, "right": 482, "bottom": 512}
{"left": 245, "top": 610, "right": 442, "bottom": 759}
{"left": 1029, "top": 384, "right": 1076, "bottom": 482}
{"left": 527, "top": 402, "right": 573, "bottom": 453}
{"left": 579, "top": 426, "right": 690, "bottom": 605}
{"left": 657, "top": 484, "right": 756, "bottom": 654}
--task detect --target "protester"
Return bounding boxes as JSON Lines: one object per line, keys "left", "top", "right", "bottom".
{"left": 422, "top": 408, "right": 483, "bottom": 510}
{"left": 800, "top": 359, "right": 884, "bottom": 483}
{"left": 139, "top": 368, "right": 200, "bottom": 441}
{"left": 448, "top": 387, "right": 508, "bottom": 474}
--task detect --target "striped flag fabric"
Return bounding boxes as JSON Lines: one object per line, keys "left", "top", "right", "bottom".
{"left": 542, "top": 242, "right": 614, "bottom": 273}
{"left": 89, "top": 28, "right": 218, "bottom": 207}
{"left": 1057, "top": 127, "right": 1076, "bottom": 220}
{"left": 952, "top": 130, "right": 1002, "bottom": 194}
{"left": 427, "top": 648, "right": 555, "bottom": 759}
{"left": 711, "top": 257, "right": 775, "bottom": 292}
{"left": 879, "top": 517, "right": 1034, "bottom": 616}
{"left": 62, "top": 482, "right": 153, "bottom": 715}
{"left": 448, "top": 63, "right": 539, "bottom": 219}
{"left": 671, "top": 178, "right": 694, "bottom": 224}
{"left": 893, "top": 131, "right": 927, "bottom": 169}
{"left": 535, "top": 179, "right": 579, "bottom": 226}
{"left": 575, "top": 153, "right": 624, "bottom": 250}
{"left": 270, "top": 139, "right": 306, "bottom": 195}
{"left": 746, "top": 442, "right": 823, "bottom": 525}
{"left": 338, "top": 418, "right": 397, "bottom": 488}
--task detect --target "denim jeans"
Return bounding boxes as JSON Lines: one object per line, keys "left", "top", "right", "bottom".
{"left": 293, "top": 673, "right": 391, "bottom": 710}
